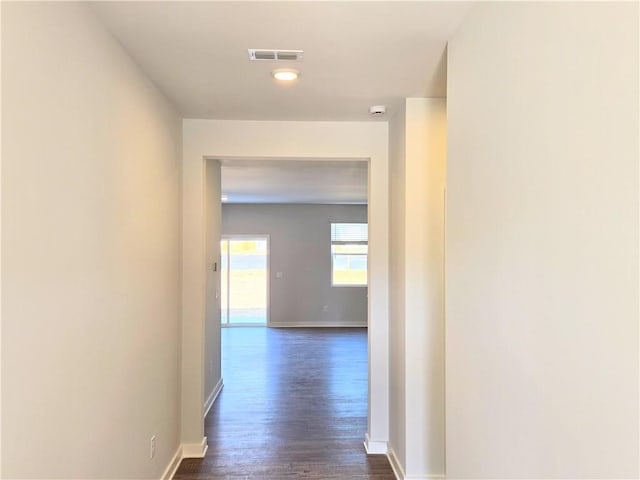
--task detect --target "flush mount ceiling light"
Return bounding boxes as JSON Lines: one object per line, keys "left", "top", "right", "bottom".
{"left": 221, "top": 195, "right": 228, "bottom": 202}
{"left": 272, "top": 68, "right": 299, "bottom": 81}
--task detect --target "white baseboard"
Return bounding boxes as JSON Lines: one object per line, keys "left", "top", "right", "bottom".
{"left": 386, "top": 446, "right": 445, "bottom": 480}
{"left": 161, "top": 437, "right": 211, "bottom": 479}
{"left": 161, "top": 445, "right": 183, "bottom": 480}
{"left": 182, "top": 437, "right": 208, "bottom": 458}
{"left": 363, "top": 433, "right": 388, "bottom": 455}
{"left": 387, "top": 446, "right": 404, "bottom": 480}
{"left": 269, "top": 323, "right": 367, "bottom": 328}
{"left": 204, "top": 377, "right": 224, "bottom": 418}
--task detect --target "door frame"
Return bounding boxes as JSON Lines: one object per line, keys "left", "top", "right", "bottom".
{"left": 181, "top": 121, "right": 390, "bottom": 455}
{"left": 220, "top": 234, "right": 271, "bottom": 327}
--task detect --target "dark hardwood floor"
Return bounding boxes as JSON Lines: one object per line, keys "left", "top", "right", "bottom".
{"left": 174, "top": 327, "right": 395, "bottom": 479}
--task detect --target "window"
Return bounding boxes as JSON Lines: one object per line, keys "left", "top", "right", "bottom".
{"left": 331, "top": 223, "right": 368, "bottom": 286}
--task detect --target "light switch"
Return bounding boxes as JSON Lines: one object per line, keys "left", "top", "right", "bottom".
{"left": 276, "top": 272, "right": 283, "bottom": 279}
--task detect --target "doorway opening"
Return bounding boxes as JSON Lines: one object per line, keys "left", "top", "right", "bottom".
{"left": 197, "top": 154, "right": 386, "bottom": 460}
{"left": 220, "top": 235, "right": 269, "bottom": 326}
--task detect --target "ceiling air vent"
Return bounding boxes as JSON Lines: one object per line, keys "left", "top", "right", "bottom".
{"left": 248, "top": 49, "right": 304, "bottom": 61}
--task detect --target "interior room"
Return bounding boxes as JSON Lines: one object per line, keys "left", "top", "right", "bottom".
{"left": 1, "top": 2, "right": 637, "bottom": 480}
{"left": 220, "top": 159, "right": 369, "bottom": 328}
{"left": 189, "top": 158, "right": 376, "bottom": 478}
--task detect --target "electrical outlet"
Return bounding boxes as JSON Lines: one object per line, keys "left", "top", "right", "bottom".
{"left": 150, "top": 435, "right": 156, "bottom": 459}
{"left": 322, "top": 305, "right": 329, "bottom": 312}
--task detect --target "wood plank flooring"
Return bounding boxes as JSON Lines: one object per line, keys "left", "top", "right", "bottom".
{"left": 174, "top": 327, "right": 395, "bottom": 479}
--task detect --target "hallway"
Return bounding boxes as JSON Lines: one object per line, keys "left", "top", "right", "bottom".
{"left": 174, "top": 327, "right": 394, "bottom": 479}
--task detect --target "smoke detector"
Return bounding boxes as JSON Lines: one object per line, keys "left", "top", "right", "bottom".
{"left": 369, "top": 105, "right": 387, "bottom": 116}
{"left": 248, "top": 49, "right": 304, "bottom": 61}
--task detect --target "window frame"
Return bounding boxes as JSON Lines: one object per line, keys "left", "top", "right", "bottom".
{"left": 330, "top": 222, "right": 368, "bottom": 288}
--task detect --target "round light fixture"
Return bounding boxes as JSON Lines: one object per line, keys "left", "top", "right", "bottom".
{"left": 272, "top": 68, "right": 299, "bottom": 81}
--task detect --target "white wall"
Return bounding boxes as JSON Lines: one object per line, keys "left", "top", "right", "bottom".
{"left": 222, "top": 203, "right": 368, "bottom": 327}
{"left": 387, "top": 98, "right": 447, "bottom": 479}
{"left": 182, "top": 119, "right": 389, "bottom": 454}
{"left": 388, "top": 101, "right": 407, "bottom": 471}
{"left": 446, "top": 2, "right": 639, "bottom": 478}
{"left": 0, "top": 2, "right": 4, "bottom": 475}
{"left": 2, "top": 3, "right": 182, "bottom": 479}
{"left": 204, "top": 161, "right": 222, "bottom": 411}
{"left": 404, "top": 98, "right": 446, "bottom": 477}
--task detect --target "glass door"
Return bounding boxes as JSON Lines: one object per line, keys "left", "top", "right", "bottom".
{"left": 220, "top": 236, "right": 268, "bottom": 326}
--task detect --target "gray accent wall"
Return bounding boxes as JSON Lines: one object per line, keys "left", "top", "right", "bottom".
{"left": 222, "top": 204, "right": 368, "bottom": 327}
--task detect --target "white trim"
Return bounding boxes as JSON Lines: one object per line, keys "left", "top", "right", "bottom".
{"left": 204, "top": 378, "right": 224, "bottom": 418}
{"left": 363, "top": 433, "right": 388, "bottom": 454}
{"left": 183, "top": 127, "right": 390, "bottom": 467}
{"left": 270, "top": 323, "right": 367, "bottom": 328}
{"left": 387, "top": 446, "right": 404, "bottom": 480}
{"left": 181, "top": 437, "right": 208, "bottom": 458}
{"left": 160, "top": 445, "right": 182, "bottom": 480}
{"left": 386, "top": 446, "right": 446, "bottom": 480}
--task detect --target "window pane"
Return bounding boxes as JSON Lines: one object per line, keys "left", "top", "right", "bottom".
{"left": 332, "top": 254, "right": 367, "bottom": 286}
{"left": 349, "top": 255, "right": 367, "bottom": 271}
{"left": 331, "top": 244, "right": 368, "bottom": 254}
{"left": 333, "top": 254, "right": 348, "bottom": 270}
{"left": 220, "top": 240, "right": 228, "bottom": 324}
{"left": 228, "top": 239, "right": 267, "bottom": 324}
